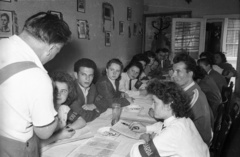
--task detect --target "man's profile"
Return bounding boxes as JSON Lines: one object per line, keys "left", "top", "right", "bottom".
{"left": 0, "top": 13, "right": 10, "bottom": 32}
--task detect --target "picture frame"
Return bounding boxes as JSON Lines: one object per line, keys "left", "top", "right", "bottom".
{"left": 143, "top": 11, "right": 191, "bottom": 52}
{"left": 77, "top": 19, "right": 88, "bottom": 39}
{"left": 103, "top": 3, "right": 112, "bottom": 21}
{"left": 105, "top": 31, "right": 111, "bottom": 46}
{"left": 0, "top": 0, "right": 11, "bottom": 2}
{"left": 49, "top": 11, "right": 63, "bottom": 20}
{"left": 119, "top": 21, "right": 124, "bottom": 35}
{"left": 77, "top": 0, "right": 85, "bottom": 13}
{"left": 127, "top": 7, "right": 132, "bottom": 21}
{"left": 0, "top": 10, "right": 13, "bottom": 38}
{"left": 133, "top": 23, "right": 137, "bottom": 36}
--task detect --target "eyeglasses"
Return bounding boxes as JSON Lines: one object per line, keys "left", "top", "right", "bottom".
{"left": 57, "top": 89, "right": 68, "bottom": 95}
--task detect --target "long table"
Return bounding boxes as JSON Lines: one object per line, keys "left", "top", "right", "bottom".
{"left": 41, "top": 95, "right": 155, "bottom": 157}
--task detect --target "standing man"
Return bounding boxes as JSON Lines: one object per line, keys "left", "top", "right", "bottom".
{"left": 171, "top": 53, "right": 213, "bottom": 146}
{"left": 0, "top": 12, "right": 71, "bottom": 157}
{"left": 0, "top": 13, "right": 10, "bottom": 32}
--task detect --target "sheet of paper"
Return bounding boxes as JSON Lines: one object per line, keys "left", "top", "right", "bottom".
{"left": 67, "top": 137, "right": 119, "bottom": 157}
{"left": 41, "top": 126, "right": 94, "bottom": 152}
{"left": 111, "top": 120, "right": 143, "bottom": 139}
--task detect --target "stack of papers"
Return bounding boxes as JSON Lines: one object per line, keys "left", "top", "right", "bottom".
{"left": 111, "top": 120, "right": 143, "bottom": 139}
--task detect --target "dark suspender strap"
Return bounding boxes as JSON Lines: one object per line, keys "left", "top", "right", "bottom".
{"left": 0, "top": 61, "right": 37, "bottom": 85}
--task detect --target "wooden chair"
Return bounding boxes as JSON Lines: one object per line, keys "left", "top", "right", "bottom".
{"left": 221, "top": 81, "right": 233, "bottom": 112}
{"left": 210, "top": 103, "right": 225, "bottom": 148}
{"left": 230, "top": 102, "right": 240, "bottom": 121}
{"left": 210, "top": 114, "right": 232, "bottom": 157}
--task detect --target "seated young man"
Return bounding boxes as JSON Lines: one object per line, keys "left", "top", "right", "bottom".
{"left": 129, "top": 80, "right": 210, "bottom": 157}
{"left": 69, "top": 58, "right": 108, "bottom": 122}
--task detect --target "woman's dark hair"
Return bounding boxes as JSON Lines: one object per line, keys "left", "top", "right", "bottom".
{"left": 23, "top": 11, "right": 71, "bottom": 45}
{"left": 214, "top": 52, "right": 227, "bottom": 63}
{"left": 130, "top": 53, "right": 150, "bottom": 65}
{"left": 144, "top": 50, "right": 156, "bottom": 58}
{"left": 50, "top": 71, "right": 77, "bottom": 106}
{"left": 123, "top": 61, "right": 143, "bottom": 79}
{"left": 193, "top": 65, "right": 207, "bottom": 81}
{"left": 147, "top": 80, "right": 190, "bottom": 118}
{"left": 199, "top": 51, "right": 214, "bottom": 65}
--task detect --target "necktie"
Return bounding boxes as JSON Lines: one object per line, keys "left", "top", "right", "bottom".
{"left": 129, "top": 79, "right": 132, "bottom": 90}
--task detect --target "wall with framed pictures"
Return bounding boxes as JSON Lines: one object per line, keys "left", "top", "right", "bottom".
{"left": 0, "top": 0, "right": 144, "bottom": 74}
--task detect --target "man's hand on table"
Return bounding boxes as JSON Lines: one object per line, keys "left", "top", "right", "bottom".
{"left": 58, "top": 127, "right": 75, "bottom": 140}
{"left": 82, "top": 104, "right": 97, "bottom": 111}
{"left": 129, "top": 122, "right": 146, "bottom": 133}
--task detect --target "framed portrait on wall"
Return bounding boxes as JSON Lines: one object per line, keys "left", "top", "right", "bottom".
{"left": 103, "top": 3, "right": 112, "bottom": 21}
{"left": 127, "top": 7, "right": 132, "bottom": 21}
{"left": 49, "top": 11, "right": 63, "bottom": 20}
{"left": 77, "top": 19, "right": 87, "bottom": 39}
{"left": 77, "top": 0, "right": 85, "bottom": 13}
{"left": 105, "top": 31, "right": 111, "bottom": 46}
{"left": 0, "top": 10, "right": 13, "bottom": 38}
{"left": 119, "top": 21, "right": 124, "bottom": 35}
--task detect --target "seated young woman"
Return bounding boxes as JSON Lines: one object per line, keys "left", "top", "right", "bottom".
{"left": 41, "top": 71, "right": 86, "bottom": 147}
{"left": 129, "top": 80, "right": 210, "bottom": 157}
{"left": 119, "top": 61, "right": 147, "bottom": 97}
{"left": 96, "top": 58, "right": 132, "bottom": 108}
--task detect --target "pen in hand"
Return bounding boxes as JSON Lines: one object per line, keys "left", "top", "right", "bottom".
{"left": 122, "top": 122, "right": 139, "bottom": 130}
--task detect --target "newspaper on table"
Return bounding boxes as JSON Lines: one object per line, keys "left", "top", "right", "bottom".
{"left": 67, "top": 137, "right": 119, "bottom": 157}
{"left": 110, "top": 119, "right": 143, "bottom": 139}
{"left": 41, "top": 126, "right": 94, "bottom": 152}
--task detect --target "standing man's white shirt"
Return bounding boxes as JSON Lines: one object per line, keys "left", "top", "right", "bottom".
{"left": 0, "top": 35, "right": 57, "bottom": 142}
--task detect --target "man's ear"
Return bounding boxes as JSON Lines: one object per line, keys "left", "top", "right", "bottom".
{"left": 74, "top": 72, "right": 78, "bottom": 79}
{"left": 46, "top": 44, "right": 55, "bottom": 56}
{"left": 189, "top": 71, "right": 193, "bottom": 78}
{"left": 165, "top": 103, "right": 172, "bottom": 111}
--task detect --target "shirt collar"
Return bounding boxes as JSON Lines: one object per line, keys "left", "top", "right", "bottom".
{"left": 183, "top": 81, "right": 195, "bottom": 91}
{"left": 11, "top": 35, "right": 47, "bottom": 73}
{"left": 107, "top": 76, "right": 116, "bottom": 89}
{"left": 207, "top": 69, "right": 212, "bottom": 74}
{"left": 78, "top": 82, "right": 90, "bottom": 93}
{"left": 163, "top": 116, "right": 176, "bottom": 127}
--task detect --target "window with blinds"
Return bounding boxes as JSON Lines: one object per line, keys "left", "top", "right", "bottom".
{"left": 171, "top": 18, "right": 205, "bottom": 59}
{"left": 225, "top": 18, "right": 240, "bottom": 57}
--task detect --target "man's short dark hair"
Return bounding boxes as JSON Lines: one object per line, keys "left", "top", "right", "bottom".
{"left": 197, "top": 58, "right": 212, "bottom": 66}
{"left": 156, "top": 48, "right": 170, "bottom": 54}
{"left": 23, "top": 11, "right": 71, "bottom": 45}
{"left": 173, "top": 52, "right": 197, "bottom": 74}
{"left": 74, "top": 58, "right": 97, "bottom": 73}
